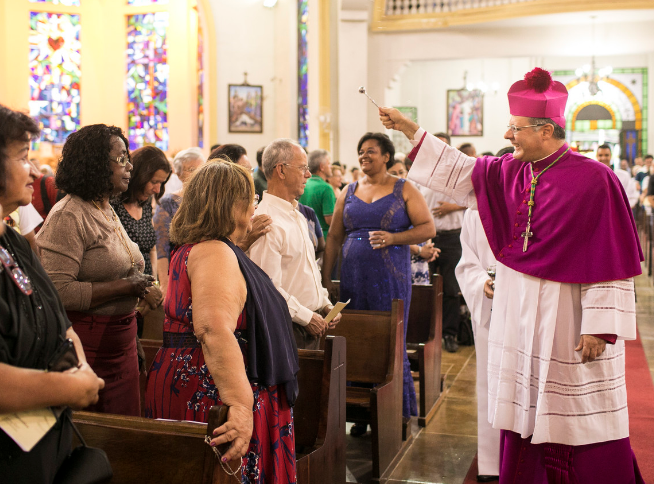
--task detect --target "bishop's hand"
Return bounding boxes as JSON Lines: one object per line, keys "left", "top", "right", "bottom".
{"left": 379, "top": 107, "right": 419, "bottom": 140}
{"left": 575, "top": 334, "right": 607, "bottom": 363}
{"left": 483, "top": 279, "right": 494, "bottom": 299}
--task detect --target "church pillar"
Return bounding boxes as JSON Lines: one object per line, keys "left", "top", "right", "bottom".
{"left": 167, "top": 0, "right": 195, "bottom": 152}
{"left": 337, "top": 0, "right": 368, "bottom": 166}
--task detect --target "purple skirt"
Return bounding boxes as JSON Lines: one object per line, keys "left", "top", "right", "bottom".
{"left": 499, "top": 430, "right": 646, "bottom": 484}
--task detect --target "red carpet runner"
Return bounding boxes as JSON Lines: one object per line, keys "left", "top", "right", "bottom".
{"left": 625, "top": 332, "right": 654, "bottom": 483}
{"left": 462, "top": 333, "right": 654, "bottom": 484}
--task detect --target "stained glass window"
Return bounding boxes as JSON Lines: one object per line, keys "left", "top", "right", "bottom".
{"left": 29, "top": 12, "right": 81, "bottom": 144}
{"left": 126, "top": 12, "right": 169, "bottom": 151}
{"left": 197, "top": 15, "right": 204, "bottom": 148}
{"left": 298, "top": 0, "right": 309, "bottom": 148}
{"left": 29, "top": 0, "right": 80, "bottom": 6}
{"left": 127, "top": 0, "right": 169, "bottom": 5}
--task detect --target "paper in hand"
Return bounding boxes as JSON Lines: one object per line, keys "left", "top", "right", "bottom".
{"left": 0, "top": 408, "right": 57, "bottom": 451}
{"left": 324, "top": 299, "right": 350, "bottom": 324}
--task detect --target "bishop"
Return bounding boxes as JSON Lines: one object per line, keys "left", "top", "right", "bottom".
{"left": 380, "top": 68, "right": 645, "bottom": 484}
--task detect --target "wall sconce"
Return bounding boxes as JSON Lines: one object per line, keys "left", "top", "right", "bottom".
{"left": 263, "top": 0, "right": 278, "bottom": 7}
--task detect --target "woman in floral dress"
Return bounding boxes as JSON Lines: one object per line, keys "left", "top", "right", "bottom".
{"left": 145, "top": 161, "right": 299, "bottom": 483}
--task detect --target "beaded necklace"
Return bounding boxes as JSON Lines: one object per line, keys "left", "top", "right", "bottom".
{"left": 92, "top": 200, "right": 136, "bottom": 266}
{"left": 521, "top": 148, "right": 570, "bottom": 252}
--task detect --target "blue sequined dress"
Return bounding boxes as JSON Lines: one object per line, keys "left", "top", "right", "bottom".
{"left": 340, "top": 178, "right": 417, "bottom": 418}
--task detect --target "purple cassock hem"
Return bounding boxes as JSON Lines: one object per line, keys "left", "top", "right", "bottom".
{"left": 499, "top": 430, "right": 646, "bottom": 484}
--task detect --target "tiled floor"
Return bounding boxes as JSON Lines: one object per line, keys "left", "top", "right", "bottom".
{"left": 346, "top": 272, "right": 654, "bottom": 484}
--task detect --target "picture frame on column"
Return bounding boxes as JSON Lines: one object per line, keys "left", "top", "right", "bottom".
{"left": 228, "top": 84, "right": 263, "bottom": 133}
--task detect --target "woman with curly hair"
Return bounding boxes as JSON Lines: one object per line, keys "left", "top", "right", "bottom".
{"left": 37, "top": 124, "right": 154, "bottom": 416}
{"left": 111, "top": 146, "right": 170, "bottom": 324}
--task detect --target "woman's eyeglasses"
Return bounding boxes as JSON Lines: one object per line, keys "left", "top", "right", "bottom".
{"left": 0, "top": 246, "right": 33, "bottom": 296}
{"left": 112, "top": 154, "right": 130, "bottom": 166}
{"left": 254, "top": 194, "right": 260, "bottom": 208}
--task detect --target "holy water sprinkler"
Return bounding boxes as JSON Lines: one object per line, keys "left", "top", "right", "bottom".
{"left": 358, "top": 86, "right": 380, "bottom": 109}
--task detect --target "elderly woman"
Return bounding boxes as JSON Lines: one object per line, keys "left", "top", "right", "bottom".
{"left": 0, "top": 105, "right": 104, "bottom": 483}
{"left": 153, "top": 147, "right": 205, "bottom": 296}
{"left": 145, "top": 161, "right": 298, "bottom": 480}
{"left": 322, "top": 132, "right": 435, "bottom": 435}
{"left": 37, "top": 124, "right": 154, "bottom": 417}
{"left": 328, "top": 165, "right": 343, "bottom": 198}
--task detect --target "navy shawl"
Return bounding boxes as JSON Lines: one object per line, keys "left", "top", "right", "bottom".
{"left": 222, "top": 238, "right": 299, "bottom": 405}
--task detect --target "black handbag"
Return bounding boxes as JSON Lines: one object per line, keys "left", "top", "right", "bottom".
{"left": 53, "top": 413, "right": 113, "bottom": 484}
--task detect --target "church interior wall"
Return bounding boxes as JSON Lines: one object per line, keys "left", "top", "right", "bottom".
{"left": 366, "top": 11, "right": 654, "bottom": 157}
{"left": 205, "top": 0, "right": 298, "bottom": 158}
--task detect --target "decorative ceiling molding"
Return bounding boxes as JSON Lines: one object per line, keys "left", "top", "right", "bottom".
{"left": 371, "top": 0, "right": 654, "bottom": 32}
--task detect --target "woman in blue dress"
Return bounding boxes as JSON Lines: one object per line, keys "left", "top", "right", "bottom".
{"left": 322, "top": 132, "right": 435, "bottom": 435}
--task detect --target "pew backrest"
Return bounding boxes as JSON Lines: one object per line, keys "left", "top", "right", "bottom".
{"left": 407, "top": 274, "right": 443, "bottom": 345}
{"left": 328, "top": 299, "right": 402, "bottom": 385}
{"left": 73, "top": 406, "right": 225, "bottom": 484}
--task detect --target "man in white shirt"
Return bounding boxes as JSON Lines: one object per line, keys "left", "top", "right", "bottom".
{"left": 596, "top": 144, "right": 639, "bottom": 208}
{"left": 455, "top": 209, "right": 500, "bottom": 482}
{"left": 248, "top": 138, "right": 340, "bottom": 350}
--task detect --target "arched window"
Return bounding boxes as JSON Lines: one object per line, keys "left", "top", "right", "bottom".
{"left": 0, "top": 0, "right": 211, "bottom": 152}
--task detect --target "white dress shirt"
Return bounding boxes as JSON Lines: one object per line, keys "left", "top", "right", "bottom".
{"left": 13, "top": 204, "right": 44, "bottom": 234}
{"left": 614, "top": 168, "right": 639, "bottom": 208}
{"left": 418, "top": 185, "right": 464, "bottom": 231}
{"left": 248, "top": 192, "right": 331, "bottom": 326}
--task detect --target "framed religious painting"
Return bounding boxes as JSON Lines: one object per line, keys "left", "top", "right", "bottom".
{"left": 446, "top": 89, "right": 483, "bottom": 137}
{"left": 228, "top": 84, "right": 263, "bottom": 133}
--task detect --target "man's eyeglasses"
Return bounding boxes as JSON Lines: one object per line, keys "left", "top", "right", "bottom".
{"left": 0, "top": 247, "right": 33, "bottom": 296}
{"left": 281, "top": 163, "right": 311, "bottom": 175}
{"left": 112, "top": 154, "right": 131, "bottom": 167}
{"left": 507, "top": 124, "right": 544, "bottom": 134}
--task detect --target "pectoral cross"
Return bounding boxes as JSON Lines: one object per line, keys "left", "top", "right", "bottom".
{"left": 522, "top": 223, "right": 533, "bottom": 252}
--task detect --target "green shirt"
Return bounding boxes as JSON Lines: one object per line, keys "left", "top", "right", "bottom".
{"left": 299, "top": 175, "right": 336, "bottom": 234}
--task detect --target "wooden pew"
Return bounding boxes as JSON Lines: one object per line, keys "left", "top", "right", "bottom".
{"left": 140, "top": 305, "right": 164, "bottom": 340}
{"left": 293, "top": 336, "right": 347, "bottom": 484}
{"left": 406, "top": 274, "right": 444, "bottom": 427}
{"left": 88, "top": 335, "right": 346, "bottom": 484}
{"left": 327, "top": 299, "right": 405, "bottom": 483}
{"left": 72, "top": 406, "right": 233, "bottom": 484}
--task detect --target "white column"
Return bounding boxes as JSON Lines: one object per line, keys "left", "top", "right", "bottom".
{"left": 337, "top": 2, "right": 368, "bottom": 167}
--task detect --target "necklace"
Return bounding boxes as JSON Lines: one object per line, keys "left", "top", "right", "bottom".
{"left": 92, "top": 200, "right": 136, "bottom": 266}
{"left": 0, "top": 236, "right": 34, "bottom": 296}
{"left": 522, "top": 148, "right": 570, "bottom": 252}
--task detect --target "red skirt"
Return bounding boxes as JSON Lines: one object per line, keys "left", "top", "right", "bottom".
{"left": 68, "top": 311, "right": 140, "bottom": 416}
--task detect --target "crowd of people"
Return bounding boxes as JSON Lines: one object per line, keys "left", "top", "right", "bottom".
{"left": 0, "top": 67, "right": 649, "bottom": 484}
